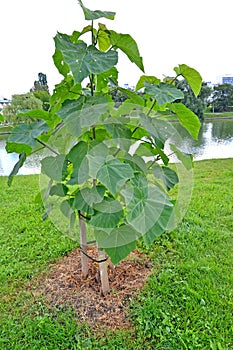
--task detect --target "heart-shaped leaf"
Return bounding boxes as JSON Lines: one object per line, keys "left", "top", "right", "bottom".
{"left": 54, "top": 33, "right": 118, "bottom": 84}
{"left": 109, "top": 31, "right": 144, "bottom": 72}
{"left": 153, "top": 165, "right": 179, "bottom": 191}
{"left": 170, "top": 144, "right": 193, "bottom": 171}
{"left": 7, "top": 121, "right": 48, "bottom": 154}
{"left": 123, "top": 184, "right": 173, "bottom": 235}
{"left": 168, "top": 103, "right": 201, "bottom": 140}
{"left": 41, "top": 155, "right": 68, "bottom": 182}
{"left": 95, "top": 225, "right": 138, "bottom": 264}
{"left": 96, "top": 157, "right": 134, "bottom": 195}
{"left": 174, "top": 64, "right": 202, "bottom": 97}
{"left": 90, "top": 199, "right": 123, "bottom": 228}
{"left": 136, "top": 75, "right": 160, "bottom": 91}
{"left": 145, "top": 82, "right": 184, "bottom": 106}
{"left": 78, "top": 0, "right": 115, "bottom": 20}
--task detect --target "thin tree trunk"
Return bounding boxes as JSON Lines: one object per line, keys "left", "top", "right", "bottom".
{"left": 97, "top": 245, "right": 110, "bottom": 295}
{"left": 79, "top": 211, "right": 89, "bottom": 278}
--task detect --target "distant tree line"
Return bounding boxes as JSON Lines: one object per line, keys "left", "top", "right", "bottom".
{"left": 175, "top": 80, "right": 212, "bottom": 120}
{"left": 2, "top": 73, "right": 233, "bottom": 125}
{"left": 2, "top": 73, "right": 50, "bottom": 124}
{"left": 175, "top": 81, "right": 233, "bottom": 116}
{"left": 110, "top": 81, "right": 233, "bottom": 119}
{"left": 211, "top": 84, "right": 233, "bottom": 113}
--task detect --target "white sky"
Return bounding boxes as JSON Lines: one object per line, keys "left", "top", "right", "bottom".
{"left": 1, "top": 0, "right": 233, "bottom": 98}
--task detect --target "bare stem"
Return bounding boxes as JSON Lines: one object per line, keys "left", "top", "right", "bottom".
{"left": 36, "top": 139, "right": 60, "bottom": 156}
{"left": 0, "top": 132, "right": 11, "bottom": 136}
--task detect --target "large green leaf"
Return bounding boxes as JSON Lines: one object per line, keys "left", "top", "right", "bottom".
{"left": 122, "top": 153, "right": 148, "bottom": 174}
{"left": 104, "top": 120, "right": 132, "bottom": 140}
{"left": 169, "top": 103, "right": 201, "bottom": 140}
{"left": 174, "top": 64, "right": 202, "bottom": 97}
{"left": 140, "top": 114, "right": 175, "bottom": 148}
{"left": 17, "top": 110, "right": 61, "bottom": 129}
{"left": 170, "top": 144, "right": 193, "bottom": 171}
{"left": 153, "top": 165, "right": 179, "bottom": 191}
{"left": 90, "top": 199, "right": 123, "bottom": 228}
{"left": 7, "top": 121, "right": 48, "bottom": 154}
{"left": 53, "top": 48, "right": 70, "bottom": 78}
{"left": 112, "top": 100, "right": 142, "bottom": 119}
{"left": 68, "top": 141, "right": 109, "bottom": 183}
{"left": 54, "top": 33, "right": 118, "bottom": 84}
{"left": 109, "top": 30, "right": 144, "bottom": 72}
{"left": 135, "top": 142, "right": 169, "bottom": 165}
{"left": 117, "top": 87, "right": 145, "bottom": 105}
{"left": 17, "top": 109, "right": 48, "bottom": 120}
{"left": 96, "top": 67, "right": 118, "bottom": 92}
{"left": 96, "top": 157, "right": 134, "bottom": 195}
{"left": 60, "top": 199, "right": 75, "bottom": 219}
{"left": 50, "top": 183, "right": 69, "bottom": 197}
{"left": 0, "top": 114, "right": 4, "bottom": 122}
{"left": 123, "top": 184, "right": 173, "bottom": 235}
{"left": 142, "top": 204, "right": 174, "bottom": 246}
{"left": 78, "top": 0, "right": 115, "bottom": 20}
{"left": 74, "top": 186, "right": 105, "bottom": 208}
{"left": 7, "top": 152, "right": 26, "bottom": 186}
{"left": 57, "top": 95, "right": 111, "bottom": 136}
{"left": 86, "top": 142, "right": 109, "bottom": 178}
{"left": 105, "top": 241, "right": 136, "bottom": 265}
{"left": 104, "top": 119, "right": 132, "bottom": 151}
{"left": 95, "top": 225, "right": 138, "bottom": 264}
{"left": 41, "top": 155, "right": 68, "bottom": 182}
{"left": 136, "top": 75, "right": 160, "bottom": 91}
{"left": 145, "top": 82, "right": 184, "bottom": 106}
{"left": 50, "top": 77, "right": 82, "bottom": 114}
{"left": 97, "top": 24, "right": 111, "bottom": 52}
{"left": 67, "top": 141, "right": 90, "bottom": 184}
{"left": 5, "top": 142, "right": 32, "bottom": 156}
{"left": 72, "top": 187, "right": 106, "bottom": 216}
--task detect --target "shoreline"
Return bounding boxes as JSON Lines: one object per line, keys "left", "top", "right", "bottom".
{"left": 204, "top": 116, "right": 233, "bottom": 120}
{"left": 166, "top": 116, "right": 233, "bottom": 122}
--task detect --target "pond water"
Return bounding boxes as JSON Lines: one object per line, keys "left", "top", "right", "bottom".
{"left": 167, "top": 119, "right": 233, "bottom": 161}
{"left": 0, "top": 140, "right": 44, "bottom": 176}
{"left": 0, "top": 119, "right": 233, "bottom": 176}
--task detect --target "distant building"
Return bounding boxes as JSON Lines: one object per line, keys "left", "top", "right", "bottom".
{"left": 206, "top": 81, "right": 214, "bottom": 88}
{"left": 206, "top": 81, "right": 220, "bottom": 89}
{"left": 222, "top": 75, "right": 233, "bottom": 85}
{"left": 0, "top": 97, "right": 11, "bottom": 111}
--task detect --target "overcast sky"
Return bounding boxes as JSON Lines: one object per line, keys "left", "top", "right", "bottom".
{"left": 1, "top": 0, "right": 233, "bottom": 98}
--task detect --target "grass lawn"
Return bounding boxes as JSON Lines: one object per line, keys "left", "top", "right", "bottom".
{"left": 0, "top": 159, "right": 232, "bottom": 349}
{"left": 157, "top": 111, "right": 233, "bottom": 121}
{"left": 204, "top": 112, "right": 233, "bottom": 119}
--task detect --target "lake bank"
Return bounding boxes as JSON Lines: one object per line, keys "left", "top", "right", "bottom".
{"left": 1, "top": 118, "right": 233, "bottom": 176}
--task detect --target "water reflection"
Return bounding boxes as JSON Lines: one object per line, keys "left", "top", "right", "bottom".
{"left": 167, "top": 120, "right": 233, "bottom": 161}
{"left": 0, "top": 139, "right": 42, "bottom": 176}
{"left": 0, "top": 120, "right": 233, "bottom": 176}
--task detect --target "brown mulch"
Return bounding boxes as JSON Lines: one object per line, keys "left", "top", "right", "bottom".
{"left": 30, "top": 247, "right": 153, "bottom": 330}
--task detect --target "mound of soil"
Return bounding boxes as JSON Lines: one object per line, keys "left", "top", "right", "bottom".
{"left": 32, "top": 247, "right": 153, "bottom": 330}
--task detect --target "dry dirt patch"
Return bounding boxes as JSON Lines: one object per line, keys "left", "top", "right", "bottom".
{"left": 31, "top": 247, "right": 152, "bottom": 330}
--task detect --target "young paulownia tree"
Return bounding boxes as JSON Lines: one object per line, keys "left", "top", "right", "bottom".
{"left": 4, "top": 1, "right": 202, "bottom": 294}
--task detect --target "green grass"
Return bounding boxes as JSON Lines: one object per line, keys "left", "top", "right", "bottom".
{"left": 0, "top": 125, "right": 12, "bottom": 140}
{"left": 159, "top": 111, "right": 233, "bottom": 121}
{"left": 204, "top": 111, "right": 233, "bottom": 119}
{"left": 0, "top": 159, "right": 233, "bottom": 349}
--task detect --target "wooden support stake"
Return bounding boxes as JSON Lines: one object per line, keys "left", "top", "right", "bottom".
{"left": 79, "top": 212, "right": 89, "bottom": 278}
{"left": 98, "top": 247, "right": 110, "bottom": 295}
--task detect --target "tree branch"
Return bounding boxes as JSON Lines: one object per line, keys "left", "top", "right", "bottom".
{"left": 36, "top": 139, "right": 60, "bottom": 156}
{"left": 0, "top": 132, "right": 11, "bottom": 136}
